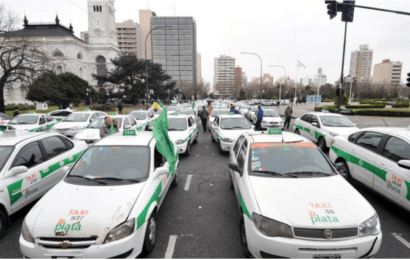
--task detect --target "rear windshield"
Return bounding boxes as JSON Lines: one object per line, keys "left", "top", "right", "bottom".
{"left": 211, "top": 110, "right": 228, "bottom": 116}
{"left": 130, "top": 112, "right": 146, "bottom": 120}
{"left": 221, "top": 118, "right": 251, "bottom": 130}
{"left": 0, "top": 147, "right": 13, "bottom": 172}
{"left": 168, "top": 118, "right": 187, "bottom": 131}
{"left": 264, "top": 110, "right": 280, "bottom": 117}
{"left": 63, "top": 113, "right": 90, "bottom": 122}
{"left": 9, "top": 115, "right": 38, "bottom": 125}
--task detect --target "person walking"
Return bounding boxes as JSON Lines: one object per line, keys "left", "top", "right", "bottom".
{"left": 255, "top": 106, "right": 263, "bottom": 131}
{"left": 199, "top": 106, "right": 209, "bottom": 132}
{"left": 13, "top": 108, "right": 20, "bottom": 117}
{"left": 284, "top": 105, "right": 293, "bottom": 129}
{"left": 118, "top": 102, "right": 123, "bottom": 115}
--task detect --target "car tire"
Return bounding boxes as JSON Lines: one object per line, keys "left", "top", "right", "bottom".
{"left": 211, "top": 132, "right": 216, "bottom": 143}
{"left": 295, "top": 128, "right": 300, "bottom": 135}
{"left": 240, "top": 216, "right": 252, "bottom": 258}
{"left": 145, "top": 125, "right": 149, "bottom": 131}
{"left": 184, "top": 142, "right": 191, "bottom": 157}
{"left": 338, "top": 160, "right": 352, "bottom": 182}
{"left": 142, "top": 213, "right": 157, "bottom": 254}
{"left": 0, "top": 210, "right": 7, "bottom": 239}
{"left": 318, "top": 137, "right": 329, "bottom": 153}
{"left": 171, "top": 168, "right": 179, "bottom": 187}
{"left": 193, "top": 132, "right": 198, "bottom": 144}
{"left": 218, "top": 140, "right": 224, "bottom": 154}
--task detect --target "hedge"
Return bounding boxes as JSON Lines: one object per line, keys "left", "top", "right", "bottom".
{"left": 353, "top": 109, "right": 410, "bottom": 117}
{"left": 5, "top": 104, "right": 36, "bottom": 111}
{"left": 314, "top": 105, "right": 339, "bottom": 112}
{"left": 345, "top": 105, "right": 386, "bottom": 109}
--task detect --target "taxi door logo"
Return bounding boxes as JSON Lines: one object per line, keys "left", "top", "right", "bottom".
{"left": 54, "top": 218, "right": 82, "bottom": 233}
{"left": 387, "top": 174, "right": 402, "bottom": 194}
{"left": 25, "top": 188, "right": 38, "bottom": 198}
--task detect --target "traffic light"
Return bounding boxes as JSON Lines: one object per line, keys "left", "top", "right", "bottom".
{"left": 342, "top": 0, "right": 355, "bottom": 22}
{"left": 325, "top": 0, "right": 338, "bottom": 19}
{"left": 407, "top": 73, "right": 410, "bottom": 87}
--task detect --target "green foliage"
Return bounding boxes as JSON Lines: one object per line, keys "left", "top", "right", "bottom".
{"left": 359, "top": 99, "right": 388, "bottom": 105}
{"left": 334, "top": 94, "right": 349, "bottom": 106}
{"left": 345, "top": 105, "right": 386, "bottom": 109}
{"left": 322, "top": 98, "right": 334, "bottom": 102}
{"left": 92, "top": 103, "right": 116, "bottom": 111}
{"left": 314, "top": 105, "right": 339, "bottom": 112}
{"left": 392, "top": 100, "right": 409, "bottom": 108}
{"left": 238, "top": 89, "right": 246, "bottom": 101}
{"left": 5, "top": 104, "right": 36, "bottom": 111}
{"left": 353, "top": 108, "right": 410, "bottom": 117}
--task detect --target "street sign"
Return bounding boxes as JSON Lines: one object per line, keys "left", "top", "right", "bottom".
{"left": 342, "top": 0, "right": 355, "bottom": 22}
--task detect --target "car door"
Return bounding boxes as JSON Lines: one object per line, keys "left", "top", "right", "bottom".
{"left": 128, "top": 116, "right": 138, "bottom": 130}
{"left": 374, "top": 136, "right": 410, "bottom": 210}
{"left": 308, "top": 115, "right": 322, "bottom": 142}
{"left": 6, "top": 141, "right": 45, "bottom": 212}
{"left": 45, "top": 115, "right": 56, "bottom": 130}
{"left": 38, "top": 115, "right": 47, "bottom": 131}
{"left": 153, "top": 144, "right": 171, "bottom": 200}
{"left": 188, "top": 116, "right": 197, "bottom": 141}
{"left": 211, "top": 117, "right": 220, "bottom": 141}
{"left": 123, "top": 117, "right": 131, "bottom": 131}
{"left": 297, "top": 114, "right": 311, "bottom": 139}
{"left": 350, "top": 131, "right": 384, "bottom": 188}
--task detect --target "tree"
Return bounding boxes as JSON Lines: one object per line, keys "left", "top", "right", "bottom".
{"left": 184, "top": 81, "right": 210, "bottom": 100}
{"left": 27, "top": 72, "right": 90, "bottom": 108}
{"left": 238, "top": 89, "right": 246, "bottom": 100}
{"left": 209, "top": 92, "right": 215, "bottom": 99}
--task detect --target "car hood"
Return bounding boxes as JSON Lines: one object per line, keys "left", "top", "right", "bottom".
{"left": 249, "top": 175, "right": 375, "bottom": 228}
{"left": 220, "top": 129, "right": 254, "bottom": 141}
{"left": 322, "top": 126, "right": 359, "bottom": 136}
{"left": 53, "top": 122, "right": 88, "bottom": 129}
{"left": 9, "top": 124, "right": 37, "bottom": 131}
{"left": 168, "top": 130, "right": 190, "bottom": 142}
{"left": 262, "top": 117, "right": 283, "bottom": 123}
{"left": 26, "top": 181, "right": 144, "bottom": 241}
{"left": 74, "top": 129, "right": 101, "bottom": 140}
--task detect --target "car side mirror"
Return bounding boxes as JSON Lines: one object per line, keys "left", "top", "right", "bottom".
{"left": 229, "top": 162, "right": 243, "bottom": 176}
{"left": 124, "top": 125, "right": 131, "bottom": 129}
{"left": 155, "top": 166, "right": 168, "bottom": 177}
{"left": 335, "top": 162, "right": 344, "bottom": 172}
{"left": 312, "top": 122, "right": 318, "bottom": 127}
{"left": 398, "top": 160, "right": 410, "bottom": 170}
{"left": 5, "top": 166, "right": 28, "bottom": 179}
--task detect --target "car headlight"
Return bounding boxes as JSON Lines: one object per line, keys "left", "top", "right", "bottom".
{"left": 252, "top": 213, "right": 293, "bottom": 238}
{"left": 262, "top": 121, "right": 267, "bottom": 124}
{"left": 22, "top": 220, "right": 34, "bottom": 243}
{"left": 224, "top": 138, "right": 234, "bottom": 143}
{"left": 329, "top": 132, "right": 339, "bottom": 137}
{"left": 175, "top": 139, "right": 184, "bottom": 145}
{"left": 50, "top": 128, "right": 58, "bottom": 132}
{"left": 104, "top": 219, "right": 135, "bottom": 244}
{"left": 359, "top": 214, "right": 380, "bottom": 237}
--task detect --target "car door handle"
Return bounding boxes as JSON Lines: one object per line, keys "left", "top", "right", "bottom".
{"left": 348, "top": 149, "right": 355, "bottom": 153}
{"left": 377, "top": 162, "right": 385, "bottom": 167}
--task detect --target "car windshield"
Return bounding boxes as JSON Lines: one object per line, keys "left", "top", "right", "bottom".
{"left": 177, "top": 110, "right": 194, "bottom": 115}
{"left": 63, "top": 113, "right": 90, "bottom": 122}
{"left": 0, "top": 113, "right": 11, "bottom": 120}
{"left": 66, "top": 146, "right": 150, "bottom": 185}
{"left": 221, "top": 118, "right": 251, "bottom": 129}
{"left": 250, "top": 142, "right": 336, "bottom": 178}
{"left": 240, "top": 105, "right": 250, "bottom": 110}
{"left": 9, "top": 115, "right": 38, "bottom": 125}
{"left": 168, "top": 118, "right": 187, "bottom": 131}
{"left": 264, "top": 110, "right": 280, "bottom": 117}
{"left": 130, "top": 112, "right": 146, "bottom": 120}
{"left": 87, "top": 118, "right": 123, "bottom": 129}
{"left": 320, "top": 116, "right": 355, "bottom": 127}
{"left": 0, "top": 147, "right": 13, "bottom": 172}
{"left": 211, "top": 109, "right": 228, "bottom": 116}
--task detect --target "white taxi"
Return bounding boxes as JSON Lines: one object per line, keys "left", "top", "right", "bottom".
{"left": 149, "top": 108, "right": 163, "bottom": 119}
{"left": 0, "top": 112, "right": 12, "bottom": 124}
{"left": 48, "top": 109, "right": 77, "bottom": 122}
{"left": 260, "top": 109, "right": 284, "bottom": 130}
{"left": 238, "top": 105, "right": 251, "bottom": 117}
{"left": 50, "top": 111, "right": 107, "bottom": 138}
{"left": 210, "top": 114, "right": 255, "bottom": 153}
{"left": 294, "top": 112, "right": 359, "bottom": 152}
{"left": 167, "top": 114, "right": 198, "bottom": 156}
{"left": 246, "top": 106, "right": 258, "bottom": 122}
{"left": 0, "top": 131, "right": 87, "bottom": 237}
{"left": 73, "top": 115, "right": 141, "bottom": 145}
{"left": 329, "top": 127, "right": 410, "bottom": 212}
{"left": 7, "top": 113, "right": 58, "bottom": 132}
{"left": 229, "top": 129, "right": 382, "bottom": 258}
{"left": 209, "top": 108, "right": 228, "bottom": 125}
{"left": 20, "top": 130, "right": 179, "bottom": 258}
{"left": 129, "top": 110, "right": 155, "bottom": 131}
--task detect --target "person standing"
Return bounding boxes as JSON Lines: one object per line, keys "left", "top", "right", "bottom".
{"left": 229, "top": 104, "right": 239, "bottom": 114}
{"left": 255, "top": 106, "right": 263, "bottom": 131}
{"left": 199, "top": 106, "right": 209, "bottom": 132}
{"left": 100, "top": 116, "right": 119, "bottom": 138}
{"left": 284, "top": 105, "right": 293, "bottom": 129}
{"left": 118, "top": 102, "right": 123, "bottom": 115}
{"left": 13, "top": 108, "right": 20, "bottom": 117}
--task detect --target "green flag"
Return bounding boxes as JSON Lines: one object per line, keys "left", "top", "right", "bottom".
{"left": 153, "top": 99, "right": 178, "bottom": 175}
{"left": 109, "top": 120, "right": 115, "bottom": 135}
{"left": 192, "top": 103, "right": 195, "bottom": 110}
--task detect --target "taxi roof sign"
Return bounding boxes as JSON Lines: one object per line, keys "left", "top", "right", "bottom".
{"left": 268, "top": 128, "right": 282, "bottom": 135}
{"left": 123, "top": 129, "right": 137, "bottom": 136}
{"left": 110, "top": 112, "right": 118, "bottom": 115}
{"left": 84, "top": 109, "right": 90, "bottom": 112}
{"left": 28, "top": 111, "right": 36, "bottom": 114}
{"left": 322, "top": 109, "right": 329, "bottom": 114}
{"left": 228, "top": 112, "right": 234, "bottom": 115}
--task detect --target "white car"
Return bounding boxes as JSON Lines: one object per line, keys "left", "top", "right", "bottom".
{"left": 329, "top": 127, "right": 410, "bottom": 212}
{"left": 261, "top": 100, "right": 273, "bottom": 106}
{"left": 260, "top": 109, "right": 284, "bottom": 130}
{"left": 129, "top": 110, "right": 156, "bottom": 131}
{"left": 149, "top": 108, "right": 163, "bottom": 119}
{"left": 167, "top": 114, "right": 198, "bottom": 156}
{"left": 50, "top": 111, "right": 107, "bottom": 138}
{"left": 176, "top": 109, "right": 195, "bottom": 117}
{"left": 48, "top": 109, "right": 77, "bottom": 122}
{"left": 229, "top": 130, "right": 382, "bottom": 258}
{"left": 0, "top": 112, "right": 12, "bottom": 124}
{"left": 73, "top": 115, "right": 141, "bottom": 145}
{"left": 238, "top": 105, "right": 251, "bottom": 117}
{"left": 8, "top": 113, "right": 58, "bottom": 132}
{"left": 293, "top": 112, "right": 359, "bottom": 152}
{"left": 0, "top": 131, "right": 87, "bottom": 237}
{"left": 210, "top": 114, "right": 255, "bottom": 153}
{"left": 247, "top": 106, "right": 259, "bottom": 123}
{"left": 20, "top": 130, "right": 179, "bottom": 258}
{"left": 209, "top": 109, "right": 228, "bottom": 125}
{"left": 0, "top": 124, "right": 15, "bottom": 136}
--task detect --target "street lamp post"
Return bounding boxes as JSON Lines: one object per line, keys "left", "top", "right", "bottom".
{"left": 346, "top": 77, "right": 353, "bottom": 104}
{"left": 268, "top": 65, "right": 287, "bottom": 103}
{"left": 315, "top": 67, "right": 323, "bottom": 108}
{"left": 242, "top": 52, "right": 262, "bottom": 104}
{"left": 145, "top": 25, "right": 176, "bottom": 110}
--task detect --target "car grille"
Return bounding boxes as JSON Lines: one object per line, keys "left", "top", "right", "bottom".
{"left": 39, "top": 237, "right": 97, "bottom": 242}
{"left": 293, "top": 228, "right": 358, "bottom": 240}
{"left": 38, "top": 237, "right": 97, "bottom": 249}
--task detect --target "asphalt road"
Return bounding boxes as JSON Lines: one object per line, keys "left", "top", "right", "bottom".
{"left": 2, "top": 115, "right": 410, "bottom": 258}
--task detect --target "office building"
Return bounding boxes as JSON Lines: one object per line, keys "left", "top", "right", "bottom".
{"left": 300, "top": 76, "right": 314, "bottom": 87}
{"left": 262, "top": 73, "right": 273, "bottom": 85}
{"left": 314, "top": 74, "right": 327, "bottom": 87}
{"left": 349, "top": 44, "right": 373, "bottom": 83}
{"left": 139, "top": 10, "right": 156, "bottom": 60}
{"left": 373, "top": 59, "right": 403, "bottom": 85}
{"left": 116, "top": 20, "right": 140, "bottom": 56}
{"left": 236, "top": 66, "right": 242, "bottom": 85}
{"left": 197, "top": 53, "right": 202, "bottom": 84}
{"left": 151, "top": 16, "right": 197, "bottom": 84}
{"left": 214, "top": 55, "right": 236, "bottom": 96}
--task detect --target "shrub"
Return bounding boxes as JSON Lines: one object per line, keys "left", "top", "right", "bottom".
{"left": 314, "top": 105, "right": 339, "bottom": 112}
{"left": 5, "top": 104, "right": 36, "bottom": 111}
{"left": 353, "top": 109, "right": 410, "bottom": 117}
{"left": 93, "top": 103, "right": 115, "bottom": 111}
{"left": 392, "top": 100, "right": 410, "bottom": 108}
{"left": 345, "top": 105, "right": 386, "bottom": 109}
{"left": 334, "top": 94, "right": 349, "bottom": 106}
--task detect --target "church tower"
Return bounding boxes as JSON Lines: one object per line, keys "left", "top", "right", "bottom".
{"left": 87, "top": 0, "right": 117, "bottom": 46}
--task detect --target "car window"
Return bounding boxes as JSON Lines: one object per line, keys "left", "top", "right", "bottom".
{"left": 237, "top": 140, "right": 248, "bottom": 169}
{"left": 91, "top": 113, "right": 98, "bottom": 120}
{"left": 46, "top": 116, "right": 53, "bottom": 122}
{"left": 39, "top": 117, "right": 46, "bottom": 124}
{"left": 382, "top": 137, "right": 410, "bottom": 162}
{"left": 233, "top": 136, "right": 245, "bottom": 158}
{"left": 65, "top": 111, "right": 73, "bottom": 117}
{"left": 188, "top": 118, "right": 193, "bottom": 127}
{"left": 51, "top": 111, "right": 64, "bottom": 117}
{"left": 310, "top": 115, "right": 319, "bottom": 124}
{"left": 0, "top": 146, "right": 14, "bottom": 172}
{"left": 348, "top": 132, "right": 362, "bottom": 143}
{"left": 12, "top": 142, "right": 44, "bottom": 169}
{"left": 356, "top": 132, "right": 384, "bottom": 153}
{"left": 124, "top": 118, "right": 130, "bottom": 127}
{"left": 129, "top": 116, "right": 137, "bottom": 126}
{"left": 154, "top": 147, "right": 165, "bottom": 169}
{"left": 41, "top": 136, "right": 67, "bottom": 160}
{"left": 65, "top": 138, "right": 74, "bottom": 149}
{"left": 301, "top": 114, "right": 311, "bottom": 122}
{"left": 214, "top": 117, "right": 219, "bottom": 126}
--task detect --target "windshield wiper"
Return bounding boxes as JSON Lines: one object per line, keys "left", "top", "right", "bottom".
{"left": 67, "top": 175, "right": 107, "bottom": 185}
{"left": 98, "top": 177, "right": 141, "bottom": 183}
{"left": 252, "top": 170, "right": 298, "bottom": 178}
{"left": 286, "top": 171, "right": 333, "bottom": 177}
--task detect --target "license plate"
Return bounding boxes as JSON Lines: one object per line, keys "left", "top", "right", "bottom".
{"left": 313, "top": 254, "right": 341, "bottom": 259}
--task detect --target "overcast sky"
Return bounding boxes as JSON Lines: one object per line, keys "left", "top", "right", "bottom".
{"left": 4, "top": 0, "right": 410, "bottom": 89}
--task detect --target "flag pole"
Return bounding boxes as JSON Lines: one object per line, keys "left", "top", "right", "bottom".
{"left": 295, "top": 60, "right": 299, "bottom": 103}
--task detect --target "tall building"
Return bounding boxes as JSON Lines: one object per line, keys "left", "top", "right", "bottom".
{"left": 373, "top": 59, "right": 403, "bottom": 85}
{"left": 300, "top": 76, "right": 314, "bottom": 87}
{"left": 139, "top": 10, "right": 156, "bottom": 60}
{"left": 314, "top": 74, "right": 327, "bottom": 87}
{"left": 262, "top": 73, "right": 273, "bottom": 85}
{"left": 235, "top": 66, "right": 242, "bottom": 85}
{"left": 116, "top": 20, "right": 140, "bottom": 56}
{"left": 214, "top": 55, "right": 236, "bottom": 96}
{"left": 241, "top": 72, "right": 248, "bottom": 87}
{"left": 151, "top": 17, "right": 197, "bottom": 85}
{"left": 197, "top": 53, "right": 202, "bottom": 84}
{"left": 349, "top": 44, "right": 373, "bottom": 83}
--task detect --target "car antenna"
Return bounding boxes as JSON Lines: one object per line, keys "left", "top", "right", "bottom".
{"left": 382, "top": 119, "right": 388, "bottom": 127}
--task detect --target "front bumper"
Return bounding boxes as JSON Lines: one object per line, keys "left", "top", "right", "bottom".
{"left": 220, "top": 140, "right": 233, "bottom": 152}
{"left": 177, "top": 142, "right": 189, "bottom": 154}
{"left": 245, "top": 217, "right": 382, "bottom": 258}
{"left": 261, "top": 122, "right": 284, "bottom": 130}
{"left": 20, "top": 221, "right": 147, "bottom": 259}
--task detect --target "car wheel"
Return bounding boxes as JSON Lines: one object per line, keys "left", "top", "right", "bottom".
{"left": 171, "top": 168, "right": 179, "bottom": 187}
{"left": 240, "top": 216, "right": 252, "bottom": 258}
{"left": 295, "top": 128, "right": 300, "bottom": 135}
{"left": 0, "top": 210, "right": 7, "bottom": 239}
{"left": 184, "top": 142, "right": 191, "bottom": 157}
{"left": 145, "top": 125, "right": 149, "bottom": 131}
{"left": 338, "top": 160, "right": 352, "bottom": 182}
{"left": 218, "top": 140, "right": 224, "bottom": 154}
{"left": 142, "top": 213, "right": 157, "bottom": 254}
{"left": 318, "top": 137, "right": 328, "bottom": 153}
{"left": 211, "top": 132, "right": 216, "bottom": 143}
{"left": 193, "top": 132, "right": 198, "bottom": 144}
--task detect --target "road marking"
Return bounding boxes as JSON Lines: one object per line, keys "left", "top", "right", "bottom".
{"left": 184, "top": 175, "right": 192, "bottom": 191}
{"left": 164, "top": 235, "right": 177, "bottom": 258}
{"left": 393, "top": 233, "right": 410, "bottom": 249}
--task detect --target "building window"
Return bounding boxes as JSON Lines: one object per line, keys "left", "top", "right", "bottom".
{"left": 53, "top": 50, "right": 64, "bottom": 58}
{"left": 77, "top": 53, "right": 83, "bottom": 60}
{"left": 56, "top": 66, "right": 63, "bottom": 75}
{"left": 96, "top": 56, "right": 107, "bottom": 77}
{"left": 79, "top": 68, "right": 85, "bottom": 79}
